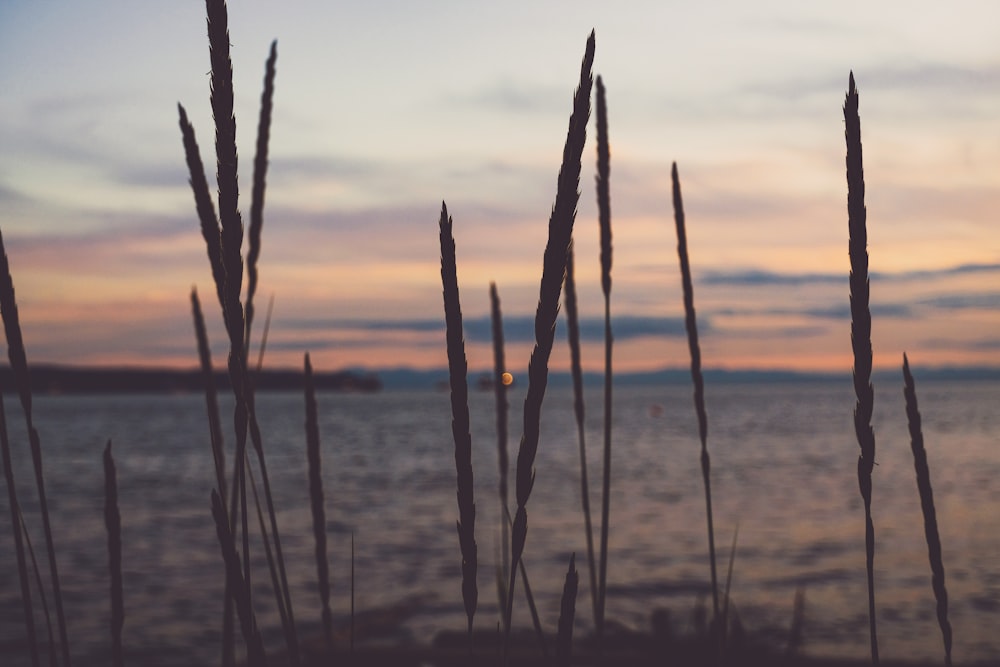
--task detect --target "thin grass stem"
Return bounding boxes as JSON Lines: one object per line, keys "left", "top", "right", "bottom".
{"left": 721, "top": 522, "right": 740, "bottom": 647}
{"left": 254, "top": 294, "right": 275, "bottom": 374}
{"left": 305, "top": 353, "right": 333, "bottom": 648}
{"left": 671, "top": 162, "right": 720, "bottom": 625}
{"left": 351, "top": 532, "right": 355, "bottom": 654}
{"left": 245, "top": 398, "right": 299, "bottom": 664}
{"left": 19, "top": 508, "right": 55, "bottom": 667}
{"left": 903, "top": 354, "right": 952, "bottom": 665}
{"left": 0, "top": 389, "right": 38, "bottom": 667}
{"left": 516, "top": 559, "right": 548, "bottom": 656}
{"left": 489, "top": 282, "right": 511, "bottom": 630}
{"left": 563, "top": 243, "right": 598, "bottom": 628}
{"left": 245, "top": 459, "right": 290, "bottom": 644}
{"left": 103, "top": 441, "right": 123, "bottom": 667}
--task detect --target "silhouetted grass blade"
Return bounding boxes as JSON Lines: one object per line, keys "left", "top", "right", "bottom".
{"left": 178, "top": 104, "right": 226, "bottom": 314}
{"left": 595, "top": 74, "right": 614, "bottom": 645}
{"left": 246, "top": 39, "right": 277, "bottom": 349}
{"left": 556, "top": 553, "right": 579, "bottom": 667}
{"left": 439, "top": 202, "right": 478, "bottom": 636}
{"left": 508, "top": 29, "right": 595, "bottom": 635}
{"left": 845, "top": 71, "right": 879, "bottom": 665}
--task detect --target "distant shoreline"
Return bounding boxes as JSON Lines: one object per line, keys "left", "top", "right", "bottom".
{"left": 2, "top": 363, "right": 998, "bottom": 395}
{"left": 0, "top": 364, "right": 382, "bottom": 395}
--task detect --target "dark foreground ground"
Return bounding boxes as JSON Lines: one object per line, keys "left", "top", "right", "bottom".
{"left": 278, "top": 629, "right": 985, "bottom": 667}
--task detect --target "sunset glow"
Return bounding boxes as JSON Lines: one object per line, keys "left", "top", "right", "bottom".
{"left": 0, "top": 1, "right": 997, "bottom": 374}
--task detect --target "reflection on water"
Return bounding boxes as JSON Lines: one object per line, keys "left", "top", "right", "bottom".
{"left": 0, "top": 382, "right": 998, "bottom": 665}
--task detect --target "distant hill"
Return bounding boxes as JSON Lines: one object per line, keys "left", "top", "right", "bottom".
{"left": 1, "top": 364, "right": 996, "bottom": 395}
{"left": 374, "top": 365, "right": 1000, "bottom": 391}
{"left": 0, "top": 365, "right": 381, "bottom": 395}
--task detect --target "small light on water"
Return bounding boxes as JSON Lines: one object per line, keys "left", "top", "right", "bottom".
{"left": 501, "top": 372, "right": 513, "bottom": 386}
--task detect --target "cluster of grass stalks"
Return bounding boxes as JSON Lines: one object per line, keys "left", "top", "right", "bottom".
{"left": 1, "top": 225, "right": 71, "bottom": 666}
{"left": 0, "top": 3, "right": 970, "bottom": 666}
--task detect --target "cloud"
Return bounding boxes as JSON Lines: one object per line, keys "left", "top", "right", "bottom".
{"left": 920, "top": 337, "right": 1000, "bottom": 352}
{"left": 716, "top": 325, "right": 830, "bottom": 340}
{"left": 0, "top": 182, "right": 30, "bottom": 205}
{"left": 710, "top": 303, "right": 913, "bottom": 320}
{"left": 280, "top": 314, "right": 696, "bottom": 344}
{"left": 744, "top": 63, "right": 1000, "bottom": 103}
{"left": 701, "top": 262, "right": 1000, "bottom": 287}
{"left": 701, "top": 269, "right": 843, "bottom": 287}
{"left": 446, "top": 80, "right": 567, "bottom": 115}
{"left": 921, "top": 292, "right": 1000, "bottom": 311}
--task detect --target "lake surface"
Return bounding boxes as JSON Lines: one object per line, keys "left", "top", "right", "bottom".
{"left": 1, "top": 381, "right": 998, "bottom": 665}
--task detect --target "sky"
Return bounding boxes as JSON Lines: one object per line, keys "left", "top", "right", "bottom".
{"left": 0, "top": 1, "right": 998, "bottom": 374}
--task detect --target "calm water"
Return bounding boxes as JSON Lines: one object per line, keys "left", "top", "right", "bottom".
{"left": 1, "top": 381, "right": 998, "bottom": 665}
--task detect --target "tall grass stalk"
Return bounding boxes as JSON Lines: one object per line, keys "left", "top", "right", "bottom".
{"left": 563, "top": 243, "right": 598, "bottom": 628}
{"left": 671, "top": 162, "right": 720, "bottom": 624}
{"left": 489, "top": 282, "right": 511, "bottom": 628}
{"left": 187, "top": 4, "right": 300, "bottom": 661}
{"left": 556, "top": 553, "right": 579, "bottom": 667}
{"left": 178, "top": 104, "right": 249, "bottom": 636}
{"left": 594, "top": 74, "right": 614, "bottom": 644}
{"left": 438, "top": 202, "right": 478, "bottom": 637}
{"left": 245, "top": 40, "right": 277, "bottom": 350}
{"left": 902, "top": 354, "right": 952, "bottom": 665}
{"left": 305, "top": 353, "right": 333, "bottom": 647}
{"left": 201, "top": 0, "right": 255, "bottom": 626}
{"left": 0, "top": 227, "right": 71, "bottom": 667}
{"left": 506, "top": 30, "right": 594, "bottom": 636}
{"left": 0, "top": 390, "right": 38, "bottom": 667}
{"left": 238, "top": 36, "right": 298, "bottom": 664}
{"left": 844, "top": 71, "right": 879, "bottom": 664}
{"left": 103, "top": 441, "right": 123, "bottom": 667}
